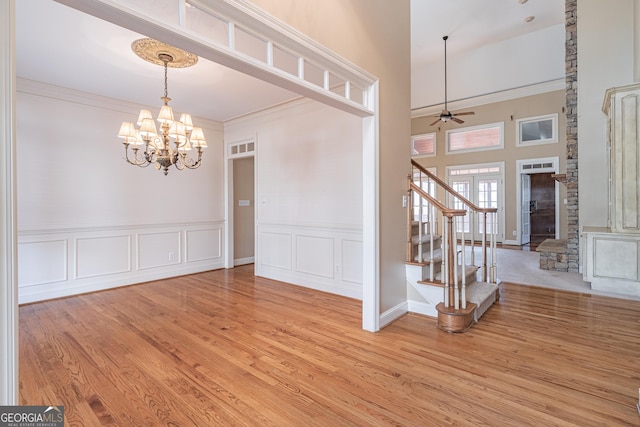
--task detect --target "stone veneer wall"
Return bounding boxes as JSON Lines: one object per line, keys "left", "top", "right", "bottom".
{"left": 565, "top": 0, "right": 579, "bottom": 273}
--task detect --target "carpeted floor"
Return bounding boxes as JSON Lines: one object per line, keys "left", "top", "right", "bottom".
{"left": 468, "top": 246, "right": 640, "bottom": 301}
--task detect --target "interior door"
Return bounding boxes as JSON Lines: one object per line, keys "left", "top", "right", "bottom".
{"left": 521, "top": 174, "right": 531, "bottom": 245}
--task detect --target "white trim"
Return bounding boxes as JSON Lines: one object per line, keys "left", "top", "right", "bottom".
{"left": 0, "top": 0, "right": 18, "bottom": 405}
{"left": 234, "top": 257, "right": 254, "bottom": 266}
{"left": 515, "top": 157, "right": 560, "bottom": 245}
{"left": 407, "top": 300, "right": 437, "bottom": 318}
{"left": 224, "top": 137, "right": 257, "bottom": 269}
{"left": 516, "top": 113, "right": 559, "bottom": 147}
{"left": 18, "top": 77, "right": 224, "bottom": 131}
{"left": 411, "top": 79, "right": 565, "bottom": 119}
{"left": 445, "top": 122, "right": 504, "bottom": 155}
{"left": 446, "top": 161, "right": 506, "bottom": 242}
{"left": 56, "top": 0, "right": 376, "bottom": 117}
{"left": 379, "top": 301, "right": 408, "bottom": 329}
{"left": 411, "top": 132, "right": 436, "bottom": 158}
{"left": 361, "top": 82, "right": 380, "bottom": 332}
{"left": 18, "top": 220, "right": 224, "bottom": 236}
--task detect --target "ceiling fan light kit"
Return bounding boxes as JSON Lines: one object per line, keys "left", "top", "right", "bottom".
{"left": 430, "top": 35, "right": 475, "bottom": 127}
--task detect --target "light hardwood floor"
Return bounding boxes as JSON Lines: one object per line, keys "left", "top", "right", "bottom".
{"left": 19, "top": 265, "right": 640, "bottom": 426}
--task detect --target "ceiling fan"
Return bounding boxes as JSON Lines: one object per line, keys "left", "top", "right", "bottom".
{"left": 430, "top": 36, "right": 475, "bottom": 126}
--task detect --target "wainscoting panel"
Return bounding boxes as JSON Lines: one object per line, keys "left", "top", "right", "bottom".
{"left": 257, "top": 223, "right": 363, "bottom": 299}
{"left": 76, "top": 235, "right": 131, "bottom": 279}
{"left": 341, "top": 239, "right": 363, "bottom": 284}
{"left": 137, "top": 231, "right": 181, "bottom": 270}
{"left": 186, "top": 228, "right": 222, "bottom": 263}
{"left": 583, "top": 228, "right": 640, "bottom": 297}
{"left": 259, "top": 231, "right": 293, "bottom": 270}
{"left": 295, "top": 235, "right": 334, "bottom": 279}
{"left": 593, "top": 237, "right": 638, "bottom": 281}
{"left": 18, "top": 221, "right": 225, "bottom": 304}
{"left": 18, "top": 239, "right": 68, "bottom": 287}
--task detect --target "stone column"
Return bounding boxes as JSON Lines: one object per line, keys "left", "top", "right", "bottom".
{"left": 565, "top": 0, "right": 579, "bottom": 273}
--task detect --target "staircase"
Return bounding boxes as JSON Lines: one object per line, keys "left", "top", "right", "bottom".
{"left": 406, "top": 160, "right": 500, "bottom": 333}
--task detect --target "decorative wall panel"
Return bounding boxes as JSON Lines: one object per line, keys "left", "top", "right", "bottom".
{"left": 18, "top": 239, "right": 67, "bottom": 287}
{"left": 76, "top": 235, "right": 131, "bottom": 279}
{"left": 186, "top": 228, "right": 222, "bottom": 262}
{"left": 341, "top": 239, "right": 363, "bottom": 284}
{"left": 137, "top": 231, "right": 181, "bottom": 270}
{"left": 296, "top": 235, "right": 334, "bottom": 279}
{"left": 259, "top": 231, "right": 292, "bottom": 270}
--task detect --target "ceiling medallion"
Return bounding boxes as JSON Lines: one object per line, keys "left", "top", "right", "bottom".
{"left": 131, "top": 38, "right": 198, "bottom": 68}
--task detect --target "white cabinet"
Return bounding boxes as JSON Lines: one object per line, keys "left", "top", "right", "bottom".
{"left": 582, "top": 84, "right": 640, "bottom": 298}
{"left": 602, "top": 83, "right": 640, "bottom": 233}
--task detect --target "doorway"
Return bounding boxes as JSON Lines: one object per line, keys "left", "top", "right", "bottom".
{"left": 447, "top": 163, "right": 504, "bottom": 242}
{"left": 528, "top": 173, "right": 556, "bottom": 247}
{"left": 225, "top": 139, "right": 256, "bottom": 268}
{"left": 516, "top": 157, "right": 560, "bottom": 247}
{"left": 233, "top": 157, "right": 255, "bottom": 266}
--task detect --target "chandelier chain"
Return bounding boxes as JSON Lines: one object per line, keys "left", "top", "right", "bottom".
{"left": 164, "top": 62, "right": 169, "bottom": 100}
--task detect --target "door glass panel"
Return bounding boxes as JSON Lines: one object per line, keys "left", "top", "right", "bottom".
{"left": 451, "top": 181, "right": 470, "bottom": 233}
{"left": 478, "top": 179, "right": 498, "bottom": 234}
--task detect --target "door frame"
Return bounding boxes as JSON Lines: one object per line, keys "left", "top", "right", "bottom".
{"left": 446, "top": 162, "right": 505, "bottom": 243}
{"left": 224, "top": 137, "right": 257, "bottom": 269}
{"left": 515, "top": 157, "right": 560, "bottom": 246}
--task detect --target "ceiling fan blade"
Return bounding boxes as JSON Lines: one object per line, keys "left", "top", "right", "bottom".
{"left": 429, "top": 118, "right": 441, "bottom": 126}
{"left": 454, "top": 111, "right": 475, "bottom": 116}
{"left": 451, "top": 117, "right": 464, "bottom": 124}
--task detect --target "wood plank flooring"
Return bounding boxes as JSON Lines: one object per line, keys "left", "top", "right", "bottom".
{"left": 19, "top": 265, "right": 640, "bottom": 426}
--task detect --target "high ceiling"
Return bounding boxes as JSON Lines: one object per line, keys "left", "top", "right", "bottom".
{"left": 15, "top": 0, "right": 565, "bottom": 122}
{"left": 411, "top": 0, "right": 565, "bottom": 66}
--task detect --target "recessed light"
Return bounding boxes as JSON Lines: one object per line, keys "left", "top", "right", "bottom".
{"left": 519, "top": 0, "right": 528, "bottom": 4}
{"left": 524, "top": 15, "right": 535, "bottom": 23}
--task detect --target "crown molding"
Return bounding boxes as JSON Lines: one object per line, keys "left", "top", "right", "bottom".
{"left": 411, "top": 78, "right": 565, "bottom": 119}
{"left": 16, "top": 77, "right": 224, "bottom": 129}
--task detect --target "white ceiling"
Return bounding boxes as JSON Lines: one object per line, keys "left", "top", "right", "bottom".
{"left": 15, "top": 0, "right": 565, "bottom": 122}
{"left": 411, "top": 0, "right": 565, "bottom": 66}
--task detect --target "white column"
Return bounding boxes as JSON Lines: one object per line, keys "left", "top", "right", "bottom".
{"left": 635, "top": 0, "right": 640, "bottom": 82}
{"left": 361, "top": 81, "right": 379, "bottom": 332}
{"left": 0, "top": 0, "right": 19, "bottom": 406}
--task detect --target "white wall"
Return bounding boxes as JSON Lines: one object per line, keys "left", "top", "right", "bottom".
{"left": 578, "top": 0, "right": 636, "bottom": 228}
{"left": 16, "top": 79, "right": 225, "bottom": 303}
{"left": 412, "top": 24, "right": 566, "bottom": 110}
{"left": 225, "top": 99, "right": 364, "bottom": 299}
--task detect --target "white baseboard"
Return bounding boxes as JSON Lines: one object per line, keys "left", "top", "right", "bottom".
{"left": 407, "top": 300, "right": 437, "bottom": 318}
{"left": 234, "top": 257, "right": 255, "bottom": 266}
{"left": 502, "top": 239, "right": 520, "bottom": 246}
{"left": 379, "top": 301, "right": 408, "bottom": 329}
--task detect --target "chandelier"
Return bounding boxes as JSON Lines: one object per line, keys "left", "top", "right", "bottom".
{"left": 117, "top": 38, "right": 207, "bottom": 176}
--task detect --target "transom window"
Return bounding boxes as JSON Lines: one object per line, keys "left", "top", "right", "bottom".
{"left": 446, "top": 122, "right": 504, "bottom": 154}
{"left": 411, "top": 133, "right": 436, "bottom": 157}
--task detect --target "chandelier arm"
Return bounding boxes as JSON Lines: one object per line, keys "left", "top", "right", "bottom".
{"left": 180, "top": 149, "right": 204, "bottom": 170}
{"left": 124, "top": 145, "right": 152, "bottom": 167}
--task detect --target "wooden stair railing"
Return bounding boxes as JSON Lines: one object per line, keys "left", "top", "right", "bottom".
{"left": 410, "top": 159, "right": 499, "bottom": 284}
{"left": 408, "top": 182, "right": 469, "bottom": 310}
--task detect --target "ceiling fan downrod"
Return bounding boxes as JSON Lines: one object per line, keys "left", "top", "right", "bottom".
{"left": 443, "top": 35, "right": 448, "bottom": 112}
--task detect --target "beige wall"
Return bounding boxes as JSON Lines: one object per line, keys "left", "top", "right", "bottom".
{"left": 411, "top": 90, "right": 568, "bottom": 242}
{"left": 233, "top": 157, "right": 255, "bottom": 261}
{"left": 249, "top": 0, "right": 412, "bottom": 313}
